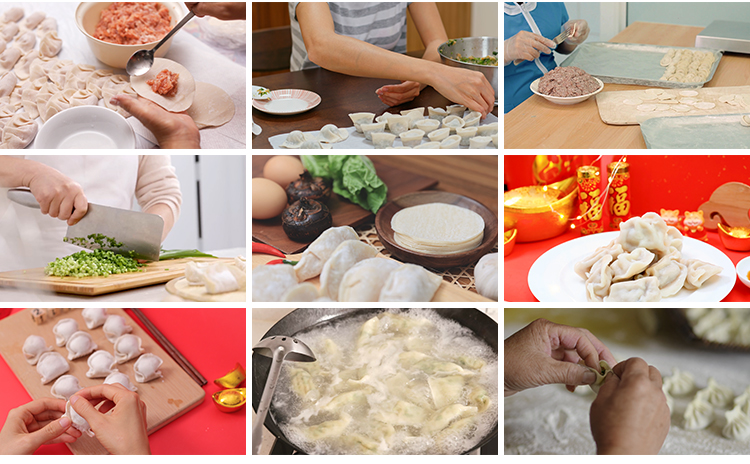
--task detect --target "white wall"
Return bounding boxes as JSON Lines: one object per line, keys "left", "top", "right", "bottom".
{"left": 627, "top": 2, "right": 750, "bottom": 27}
{"left": 471, "top": 1, "right": 498, "bottom": 37}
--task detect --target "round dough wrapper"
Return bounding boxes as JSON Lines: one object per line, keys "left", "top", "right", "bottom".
{"left": 637, "top": 104, "right": 657, "bottom": 112}
{"left": 672, "top": 104, "right": 690, "bottom": 112}
{"left": 186, "top": 82, "right": 235, "bottom": 129}
{"left": 623, "top": 98, "right": 642, "bottom": 105}
{"left": 694, "top": 102, "right": 716, "bottom": 110}
{"left": 131, "top": 58, "right": 195, "bottom": 112}
{"left": 645, "top": 89, "right": 663, "bottom": 96}
{"left": 391, "top": 203, "right": 485, "bottom": 245}
{"left": 680, "top": 98, "right": 698, "bottom": 105}
{"left": 679, "top": 90, "right": 698, "bottom": 97}
{"left": 740, "top": 115, "right": 750, "bottom": 127}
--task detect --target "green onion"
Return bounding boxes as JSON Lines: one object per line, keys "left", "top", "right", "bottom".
{"left": 159, "top": 249, "right": 217, "bottom": 261}
{"left": 45, "top": 249, "right": 144, "bottom": 278}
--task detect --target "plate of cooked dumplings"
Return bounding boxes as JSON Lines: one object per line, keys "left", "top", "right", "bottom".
{"left": 528, "top": 212, "right": 735, "bottom": 302}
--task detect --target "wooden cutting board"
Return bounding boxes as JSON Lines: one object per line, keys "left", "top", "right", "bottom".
{"left": 596, "top": 85, "right": 750, "bottom": 125}
{"left": 0, "top": 257, "right": 233, "bottom": 296}
{"left": 252, "top": 155, "right": 439, "bottom": 254}
{"left": 251, "top": 253, "right": 492, "bottom": 303}
{"left": 0, "top": 308, "right": 205, "bottom": 455}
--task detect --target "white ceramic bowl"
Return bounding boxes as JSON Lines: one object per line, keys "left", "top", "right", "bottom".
{"left": 530, "top": 76, "right": 604, "bottom": 105}
{"left": 737, "top": 256, "right": 750, "bottom": 290}
{"left": 35, "top": 106, "right": 136, "bottom": 149}
{"left": 75, "top": 2, "right": 184, "bottom": 69}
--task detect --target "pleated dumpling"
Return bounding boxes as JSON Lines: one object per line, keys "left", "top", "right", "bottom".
{"left": 38, "top": 30, "right": 62, "bottom": 58}
{"left": 36, "top": 351, "right": 70, "bottom": 384}
{"left": 645, "top": 249, "right": 687, "bottom": 298}
{"left": 378, "top": 263, "right": 442, "bottom": 302}
{"left": 616, "top": 212, "right": 671, "bottom": 255}
{"left": 40, "top": 90, "right": 72, "bottom": 122}
{"left": 0, "top": 112, "right": 37, "bottom": 149}
{"left": 318, "top": 124, "right": 349, "bottom": 143}
{"left": 611, "top": 247, "right": 655, "bottom": 281}
{"left": 681, "top": 258, "right": 723, "bottom": 290}
{"left": 585, "top": 255, "right": 614, "bottom": 302}
{"left": 319, "top": 240, "right": 378, "bottom": 301}
{"left": 2, "top": 7, "right": 24, "bottom": 23}
{"left": 252, "top": 264, "right": 298, "bottom": 302}
{"left": 21, "top": 77, "right": 45, "bottom": 119}
{"left": 338, "top": 258, "right": 401, "bottom": 302}
{"left": 35, "top": 17, "right": 58, "bottom": 38}
{"left": 63, "top": 400, "right": 95, "bottom": 437}
{"left": 134, "top": 353, "right": 164, "bottom": 383}
{"left": 113, "top": 334, "right": 144, "bottom": 364}
{"left": 424, "top": 404, "right": 478, "bottom": 434}
{"left": 82, "top": 308, "right": 108, "bottom": 329}
{"left": 50, "top": 375, "right": 82, "bottom": 400}
{"left": 66, "top": 331, "right": 97, "bottom": 360}
{"left": 294, "top": 226, "right": 358, "bottom": 281}
{"left": 684, "top": 394, "right": 714, "bottom": 430}
{"left": 22, "top": 335, "right": 52, "bottom": 365}
{"left": 0, "top": 70, "right": 15, "bottom": 97}
{"left": 0, "top": 47, "right": 21, "bottom": 75}
{"left": 723, "top": 405, "right": 750, "bottom": 440}
{"left": 574, "top": 240, "right": 624, "bottom": 279}
{"left": 200, "top": 263, "right": 246, "bottom": 294}
{"left": 0, "top": 24, "right": 19, "bottom": 44}
{"left": 104, "top": 372, "right": 137, "bottom": 392}
{"left": 663, "top": 367, "right": 695, "bottom": 396}
{"left": 697, "top": 377, "right": 733, "bottom": 408}
{"left": 22, "top": 11, "right": 46, "bottom": 30}
{"left": 103, "top": 315, "right": 132, "bottom": 343}
{"left": 604, "top": 276, "right": 661, "bottom": 302}
{"left": 14, "top": 51, "right": 39, "bottom": 80}
{"left": 86, "top": 350, "right": 118, "bottom": 378}
{"left": 53, "top": 318, "right": 79, "bottom": 347}
{"left": 14, "top": 31, "right": 36, "bottom": 53}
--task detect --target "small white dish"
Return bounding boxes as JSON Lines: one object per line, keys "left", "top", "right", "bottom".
{"left": 252, "top": 89, "right": 321, "bottom": 115}
{"left": 35, "top": 106, "right": 135, "bottom": 149}
{"left": 737, "top": 256, "right": 750, "bottom": 290}
{"left": 530, "top": 76, "right": 604, "bottom": 106}
{"left": 252, "top": 85, "right": 270, "bottom": 100}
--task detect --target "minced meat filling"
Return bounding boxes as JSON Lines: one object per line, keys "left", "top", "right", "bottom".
{"left": 94, "top": 2, "right": 172, "bottom": 45}
{"left": 538, "top": 66, "right": 600, "bottom": 97}
{"left": 147, "top": 69, "right": 179, "bottom": 97}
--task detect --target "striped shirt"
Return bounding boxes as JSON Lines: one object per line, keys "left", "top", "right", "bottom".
{"left": 289, "top": 2, "right": 411, "bottom": 71}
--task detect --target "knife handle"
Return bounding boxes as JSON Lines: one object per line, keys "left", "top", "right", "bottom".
{"left": 7, "top": 188, "right": 40, "bottom": 209}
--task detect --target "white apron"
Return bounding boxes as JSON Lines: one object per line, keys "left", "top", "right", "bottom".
{"left": 0, "top": 155, "right": 139, "bottom": 271}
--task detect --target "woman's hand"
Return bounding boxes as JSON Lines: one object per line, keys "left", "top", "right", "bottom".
{"left": 111, "top": 95, "right": 200, "bottom": 149}
{"left": 0, "top": 398, "right": 82, "bottom": 455}
{"left": 429, "top": 66, "right": 495, "bottom": 117}
{"left": 504, "top": 318, "right": 617, "bottom": 396}
{"left": 27, "top": 164, "right": 88, "bottom": 226}
{"left": 184, "top": 2, "right": 246, "bottom": 20}
{"left": 590, "top": 358, "right": 670, "bottom": 455}
{"left": 70, "top": 385, "right": 150, "bottom": 455}
{"left": 504, "top": 30, "right": 555, "bottom": 65}
{"left": 375, "top": 81, "right": 422, "bottom": 107}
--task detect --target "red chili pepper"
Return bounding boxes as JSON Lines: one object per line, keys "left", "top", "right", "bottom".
{"left": 266, "top": 259, "right": 298, "bottom": 266}
{"left": 252, "top": 242, "right": 285, "bottom": 258}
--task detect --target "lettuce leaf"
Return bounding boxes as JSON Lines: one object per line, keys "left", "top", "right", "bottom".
{"left": 301, "top": 155, "right": 388, "bottom": 213}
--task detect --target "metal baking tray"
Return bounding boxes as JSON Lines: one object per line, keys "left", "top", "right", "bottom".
{"left": 560, "top": 42, "right": 723, "bottom": 89}
{"left": 641, "top": 113, "right": 750, "bottom": 149}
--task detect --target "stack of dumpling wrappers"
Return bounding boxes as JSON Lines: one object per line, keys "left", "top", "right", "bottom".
{"left": 391, "top": 203, "right": 485, "bottom": 255}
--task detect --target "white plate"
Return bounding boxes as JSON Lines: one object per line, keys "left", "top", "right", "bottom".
{"left": 528, "top": 231, "right": 735, "bottom": 302}
{"left": 251, "top": 89, "right": 321, "bottom": 115}
{"left": 737, "top": 257, "right": 750, "bottom": 290}
{"left": 252, "top": 85, "right": 270, "bottom": 100}
{"left": 35, "top": 106, "right": 135, "bottom": 149}
{"left": 530, "top": 76, "right": 603, "bottom": 105}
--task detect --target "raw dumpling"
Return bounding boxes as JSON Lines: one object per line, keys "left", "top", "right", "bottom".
{"left": 0, "top": 23, "right": 19, "bottom": 43}
{"left": 104, "top": 372, "right": 137, "bottom": 392}
{"left": 446, "top": 104, "right": 466, "bottom": 116}
{"left": 456, "top": 126, "right": 478, "bottom": 146}
{"left": 63, "top": 400, "right": 94, "bottom": 438}
{"left": 424, "top": 404, "right": 478, "bottom": 433}
{"left": 86, "top": 350, "right": 118, "bottom": 378}
{"left": 697, "top": 377, "right": 733, "bottom": 407}
{"left": 378, "top": 263, "right": 441, "bottom": 302}
{"left": 36, "top": 351, "right": 69, "bottom": 384}
{"left": 319, "top": 240, "right": 378, "bottom": 300}
{"left": 185, "top": 261, "right": 210, "bottom": 285}
{"left": 113, "top": 334, "right": 144, "bottom": 364}
{"left": 14, "top": 31, "right": 35, "bottom": 53}
{"left": 476, "top": 122, "right": 498, "bottom": 137}
{"left": 200, "top": 263, "right": 245, "bottom": 294}
{"left": 3, "top": 7, "right": 24, "bottom": 23}
{"left": 360, "top": 121, "right": 386, "bottom": 141}
{"left": 645, "top": 250, "right": 687, "bottom": 297}
{"left": 468, "top": 136, "right": 491, "bottom": 149}
{"left": 234, "top": 255, "right": 246, "bottom": 271}
{"left": 22, "top": 11, "right": 45, "bottom": 30}
{"left": 252, "top": 264, "right": 298, "bottom": 302}
{"left": 589, "top": 360, "right": 613, "bottom": 394}
{"left": 21, "top": 79, "right": 43, "bottom": 119}
{"left": 585, "top": 255, "right": 614, "bottom": 302}
{"left": 574, "top": 240, "right": 624, "bottom": 279}
{"left": 40, "top": 90, "right": 71, "bottom": 122}
{"left": 604, "top": 276, "right": 661, "bottom": 302}
{"left": 84, "top": 68, "right": 113, "bottom": 99}
{"left": 23, "top": 335, "right": 52, "bottom": 365}
{"left": 338, "top": 258, "right": 401, "bottom": 302}
{"left": 611, "top": 247, "right": 655, "bottom": 282}
{"left": 723, "top": 406, "right": 750, "bottom": 440}
{"left": 0, "top": 111, "right": 37, "bottom": 149}
{"left": 681, "top": 258, "right": 722, "bottom": 290}
{"left": 280, "top": 282, "right": 321, "bottom": 302}
{"left": 735, "top": 386, "right": 750, "bottom": 413}
{"left": 348, "top": 112, "right": 375, "bottom": 132}
{"left": 50, "top": 375, "right": 82, "bottom": 400}
{"left": 427, "top": 106, "right": 448, "bottom": 122}
{"left": 664, "top": 367, "right": 695, "bottom": 396}
{"left": 427, "top": 127, "right": 450, "bottom": 142}
{"left": 399, "top": 129, "right": 425, "bottom": 147}
{"left": 474, "top": 252, "right": 498, "bottom": 301}
{"left": 684, "top": 395, "right": 714, "bottom": 430}
{"left": 53, "top": 318, "right": 79, "bottom": 347}
{"left": 386, "top": 115, "right": 410, "bottom": 136}
{"left": 372, "top": 131, "right": 396, "bottom": 149}
{"left": 294, "top": 226, "right": 358, "bottom": 281}
{"left": 13, "top": 50, "right": 38, "bottom": 79}
{"left": 81, "top": 308, "right": 108, "bottom": 329}
{"left": 35, "top": 17, "right": 57, "bottom": 38}
{"left": 414, "top": 141, "right": 440, "bottom": 149}
{"left": 133, "top": 353, "right": 163, "bottom": 383}
{"left": 0, "top": 70, "right": 15, "bottom": 97}
{"left": 38, "top": 30, "right": 61, "bottom": 57}
{"left": 464, "top": 111, "right": 481, "bottom": 127}
{"left": 103, "top": 315, "right": 132, "bottom": 343}
{"left": 414, "top": 118, "right": 440, "bottom": 133}
{"left": 441, "top": 115, "right": 465, "bottom": 133}
{"left": 66, "top": 331, "right": 97, "bottom": 360}
{"left": 440, "top": 134, "right": 461, "bottom": 149}
{"left": 318, "top": 123, "right": 349, "bottom": 143}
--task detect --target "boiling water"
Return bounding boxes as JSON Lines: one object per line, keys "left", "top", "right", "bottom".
{"left": 271, "top": 309, "right": 498, "bottom": 455}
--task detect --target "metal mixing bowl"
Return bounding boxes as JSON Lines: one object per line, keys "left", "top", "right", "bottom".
{"left": 438, "top": 37, "right": 498, "bottom": 104}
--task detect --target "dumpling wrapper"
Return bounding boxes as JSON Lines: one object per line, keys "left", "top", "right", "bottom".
{"left": 131, "top": 58, "right": 195, "bottom": 112}
{"left": 186, "top": 82, "right": 235, "bottom": 129}
{"left": 64, "top": 400, "right": 95, "bottom": 437}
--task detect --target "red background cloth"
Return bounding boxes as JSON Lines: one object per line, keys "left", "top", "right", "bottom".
{"left": 0, "top": 308, "right": 246, "bottom": 455}
{"left": 504, "top": 155, "right": 750, "bottom": 302}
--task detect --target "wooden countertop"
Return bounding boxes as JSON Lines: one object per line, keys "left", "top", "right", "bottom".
{"left": 503, "top": 22, "right": 750, "bottom": 149}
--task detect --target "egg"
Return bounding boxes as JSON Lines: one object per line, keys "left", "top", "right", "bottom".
{"left": 263, "top": 155, "right": 305, "bottom": 188}
{"left": 252, "top": 178, "right": 288, "bottom": 219}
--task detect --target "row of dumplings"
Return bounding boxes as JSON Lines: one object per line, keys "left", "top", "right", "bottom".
{"left": 663, "top": 367, "right": 750, "bottom": 440}
{"left": 184, "top": 255, "right": 246, "bottom": 294}
{"left": 253, "top": 226, "right": 442, "bottom": 302}
{"left": 684, "top": 308, "right": 750, "bottom": 346}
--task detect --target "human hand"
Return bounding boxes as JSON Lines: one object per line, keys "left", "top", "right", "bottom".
{"left": 504, "top": 30, "right": 555, "bottom": 65}
{"left": 504, "top": 318, "right": 616, "bottom": 396}
{"left": 110, "top": 94, "right": 200, "bottom": 149}
{"left": 429, "top": 66, "right": 494, "bottom": 117}
{"left": 563, "top": 20, "right": 590, "bottom": 45}
{"left": 185, "top": 2, "right": 246, "bottom": 20}
{"left": 590, "top": 358, "right": 670, "bottom": 454}
{"left": 375, "top": 81, "right": 422, "bottom": 107}
{"left": 70, "top": 385, "right": 150, "bottom": 455}
{"left": 26, "top": 163, "right": 88, "bottom": 226}
{"left": 0, "top": 397, "right": 82, "bottom": 455}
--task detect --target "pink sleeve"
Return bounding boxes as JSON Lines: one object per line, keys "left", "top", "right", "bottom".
{"left": 135, "top": 155, "right": 182, "bottom": 221}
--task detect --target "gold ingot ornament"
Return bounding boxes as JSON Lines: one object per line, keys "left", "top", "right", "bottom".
{"left": 214, "top": 362, "right": 246, "bottom": 389}
{"left": 212, "top": 388, "right": 246, "bottom": 413}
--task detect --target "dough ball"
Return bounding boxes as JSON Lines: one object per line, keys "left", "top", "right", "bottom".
{"left": 131, "top": 58, "right": 195, "bottom": 112}
{"left": 186, "top": 82, "right": 235, "bottom": 129}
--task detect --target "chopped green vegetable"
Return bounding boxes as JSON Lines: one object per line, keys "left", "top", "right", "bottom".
{"left": 64, "top": 233, "right": 123, "bottom": 249}
{"left": 159, "top": 249, "right": 217, "bottom": 261}
{"left": 301, "top": 155, "right": 387, "bottom": 214}
{"left": 45, "top": 249, "right": 144, "bottom": 277}
{"left": 448, "top": 39, "right": 456, "bottom": 46}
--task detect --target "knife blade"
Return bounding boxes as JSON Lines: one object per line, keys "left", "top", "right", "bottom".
{"left": 7, "top": 188, "right": 163, "bottom": 261}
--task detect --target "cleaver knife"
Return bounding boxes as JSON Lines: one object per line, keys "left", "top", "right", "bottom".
{"left": 7, "top": 188, "right": 163, "bottom": 261}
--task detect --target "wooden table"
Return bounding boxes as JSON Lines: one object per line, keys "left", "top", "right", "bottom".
{"left": 252, "top": 67, "right": 499, "bottom": 149}
{"left": 504, "top": 22, "right": 750, "bottom": 149}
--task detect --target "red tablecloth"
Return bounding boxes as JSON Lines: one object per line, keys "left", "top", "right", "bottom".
{"left": 0, "top": 308, "right": 246, "bottom": 455}
{"left": 505, "top": 229, "right": 750, "bottom": 302}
